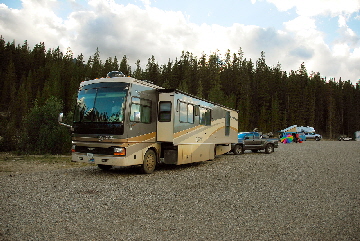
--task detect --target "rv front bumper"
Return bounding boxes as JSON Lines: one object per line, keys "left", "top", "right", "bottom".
{"left": 72, "top": 152, "right": 142, "bottom": 167}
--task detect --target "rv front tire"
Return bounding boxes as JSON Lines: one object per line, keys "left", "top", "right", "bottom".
{"left": 141, "top": 149, "right": 156, "bottom": 174}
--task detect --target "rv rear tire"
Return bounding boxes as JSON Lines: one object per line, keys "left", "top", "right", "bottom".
{"left": 141, "top": 149, "right": 156, "bottom": 174}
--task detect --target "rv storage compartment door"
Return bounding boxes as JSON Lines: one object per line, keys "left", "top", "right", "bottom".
{"left": 157, "top": 92, "right": 174, "bottom": 142}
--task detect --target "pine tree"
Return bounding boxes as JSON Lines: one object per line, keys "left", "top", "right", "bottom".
{"left": 87, "top": 47, "right": 102, "bottom": 79}
{"left": 104, "top": 57, "right": 115, "bottom": 76}
{"left": 120, "top": 55, "right": 131, "bottom": 76}
{"left": 159, "top": 60, "right": 173, "bottom": 88}
{"left": 197, "top": 53, "right": 209, "bottom": 98}
{"left": 207, "top": 51, "right": 224, "bottom": 104}
{"left": 145, "top": 55, "right": 159, "bottom": 84}
{"left": 133, "top": 59, "right": 143, "bottom": 80}
{"left": 1, "top": 37, "right": 360, "bottom": 148}
{"left": 2, "top": 60, "right": 17, "bottom": 111}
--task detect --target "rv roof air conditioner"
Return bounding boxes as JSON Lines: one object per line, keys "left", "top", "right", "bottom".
{"left": 107, "top": 71, "right": 125, "bottom": 78}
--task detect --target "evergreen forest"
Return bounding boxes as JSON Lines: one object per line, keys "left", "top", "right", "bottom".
{"left": 1, "top": 37, "right": 359, "bottom": 154}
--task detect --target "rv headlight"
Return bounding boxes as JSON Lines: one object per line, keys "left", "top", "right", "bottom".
{"left": 114, "top": 147, "right": 126, "bottom": 156}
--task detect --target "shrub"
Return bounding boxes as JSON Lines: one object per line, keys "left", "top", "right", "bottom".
{"left": 20, "top": 96, "right": 72, "bottom": 154}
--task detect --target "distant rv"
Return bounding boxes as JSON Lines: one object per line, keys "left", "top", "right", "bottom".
{"left": 279, "top": 125, "right": 322, "bottom": 141}
{"left": 59, "top": 71, "right": 238, "bottom": 173}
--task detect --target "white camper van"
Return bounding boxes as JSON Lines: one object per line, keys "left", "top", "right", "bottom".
{"left": 59, "top": 71, "right": 238, "bottom": 173}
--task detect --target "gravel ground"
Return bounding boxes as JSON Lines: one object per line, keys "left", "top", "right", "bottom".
{"left": 1, "top": 141, "right": 359, "bottom": 240}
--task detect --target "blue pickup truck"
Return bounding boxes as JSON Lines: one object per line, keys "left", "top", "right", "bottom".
{"left": 231, "top": 132, "right": 279, "bottom": 154}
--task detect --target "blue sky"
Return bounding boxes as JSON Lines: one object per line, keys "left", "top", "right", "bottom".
{"left": 148, "top": 0, "right": 297, "bottom": 28}
{"left": 1, "top": 0, "right": 360, "bottom": 83}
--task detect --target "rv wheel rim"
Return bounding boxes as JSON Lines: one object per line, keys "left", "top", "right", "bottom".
{"left": 145, "top": 152, "right": 155, "bottom": 170}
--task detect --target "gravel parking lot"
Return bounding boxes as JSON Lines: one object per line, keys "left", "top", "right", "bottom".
{"left": 1, "top": 141, "right": 360, "bottom": 240}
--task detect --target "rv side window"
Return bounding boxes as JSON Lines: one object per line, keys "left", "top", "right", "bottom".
{"left": 188, "top": 104, "right": 194, "bottom": 124}
{"left": 130, "top": 97, "right": 151, "bottom": 123}
{"left": 158, "top": 101, "right": 172, "bottom": 122}
{"left": 199, "top": 107, "right": 211, "bottom": 126}
{"left": 179, "top": 102, "right": 194, "bottom": 124}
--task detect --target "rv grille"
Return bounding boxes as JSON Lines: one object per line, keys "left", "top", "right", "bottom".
{"left": 75, "top": 146, "right": 115, "bottom": 155}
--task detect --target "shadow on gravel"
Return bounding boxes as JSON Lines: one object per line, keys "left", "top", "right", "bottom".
{"left": 78, "top": 161, "right": 206, "bottom": 176}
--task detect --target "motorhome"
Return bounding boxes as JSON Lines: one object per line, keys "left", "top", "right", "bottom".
{"left": 59, "top": 71, "right": 238, "bottom": 173}
{"left": 279, "top": 125, "right": 323, "bottom": 141}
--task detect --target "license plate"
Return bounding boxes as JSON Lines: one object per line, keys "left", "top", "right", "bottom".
{"left": 87, "top": 153, "right": 94, "bottom": 163}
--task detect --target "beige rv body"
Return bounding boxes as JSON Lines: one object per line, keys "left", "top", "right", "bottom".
{"left": 71, "top": 76, "right": 238, "bottom": 172}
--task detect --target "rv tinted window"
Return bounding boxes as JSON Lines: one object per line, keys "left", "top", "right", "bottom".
{"left": 159, "top": 101, "right": 172, "bottom": 122}
{"left": 188, "top": 104, "right": 194, "bottom": 124}
{"left": 199, "top": 107, "right": 211, "bottom": 126}
{"left": 179, "top": 102, "right": 195, "bottom": 124}
{"left": 74, "top": 87, "right": 127, "bottom": 123}
{"left": 130, "top": 97, "right": 151, "bottom": 123}
{"left": 179, "top": 102, "right": 187, "bottom": 123}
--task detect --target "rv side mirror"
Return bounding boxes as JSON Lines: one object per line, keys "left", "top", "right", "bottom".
{"left": 58, "top": 112, "right": 73, "bottom": 129}
{"left": 58, "top": 113, "right": 64, "bottom": 122}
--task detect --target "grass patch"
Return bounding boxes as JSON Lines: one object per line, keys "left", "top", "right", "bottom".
{"left": 0, "top": 152, "right": 91, "bottom": 175}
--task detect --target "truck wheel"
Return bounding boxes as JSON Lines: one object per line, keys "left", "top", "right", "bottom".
{"left": 233, "top": 145, "right": 243, "bottom": 155}
{"left": 141, "top": 149, "right": 156, "bottom": 174}
{"left": 315, "top": 137, "right": 320, "bottom": 141}
{"left": 265, "top": 144, "right": 274, "bottom": 154}
{"left": 98, "top": 164, "right": 112, "bottom": 171}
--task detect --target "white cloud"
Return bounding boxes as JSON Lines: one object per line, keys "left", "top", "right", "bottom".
{"left": 0, "top": 0, "right": 359, "bottom": 83}
{"left": 333, "top": 43, "right": 350, "bottom": 56}
{"left": 352, "top": 47, "right": 360, "bottom": 58}
{"left": 140, "top": 0, "right": 152, "bottom": 6}
{"left": 335, "top": 15, "right": 360, "bottom": 50}
{"left": 276, "top": 0, "right": 360, "bottom": 81}
{"left": 338, "top": 15, "right": 347, "bottom": 28}
{"left": 284, "top": 16, "right": 317, "bottom": 37}
{"left": 0, "top": 0, "right": 66, "bottom": 47}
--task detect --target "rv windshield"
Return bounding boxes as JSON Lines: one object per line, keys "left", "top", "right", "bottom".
{"left": 74, "top": 86, "right": 127, "bottom": 123}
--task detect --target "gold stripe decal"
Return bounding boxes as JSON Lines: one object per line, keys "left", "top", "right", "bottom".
{"left": 127, "top": 132, "right": 156, "bottom": 142}
{"left": 173, "top": 125, "right": 204, "bottom": 139}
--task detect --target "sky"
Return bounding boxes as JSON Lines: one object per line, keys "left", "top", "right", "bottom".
{"left": 1, "top": 0, "right": 360, "bottom": 83}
